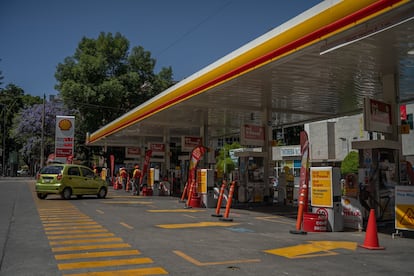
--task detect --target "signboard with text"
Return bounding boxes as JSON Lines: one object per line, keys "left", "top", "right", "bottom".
{"left": 181, "top": 136, "right": 202, "bottom": 152}
{"left": 364, "top": 98, "right": 393, "bottom": 133}
{"left": 55, "top": 115, "right": 75, "bottom": 163}
{"left": 310, "top": 167, "right": 333, "bottom": 208}
{"left": 240, "top": 124, "right": 265, "bottom": 146}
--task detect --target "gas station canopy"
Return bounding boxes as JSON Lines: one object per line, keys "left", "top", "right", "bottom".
{"left": 86, "top": 0, "right": 414, "bottom": 147}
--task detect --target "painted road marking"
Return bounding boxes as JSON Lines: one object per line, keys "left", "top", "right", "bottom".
{"left": 148, "top": 209, "right": 206, "bottom": 213}
{"left": 35, "top": 202, "right": 168, "bottom": 274}
{"left": 46, "top": 228, "right": 108, "bottom": 235}
{"left": 48, "top": 233, "right": 115, "bottom": 240}
{"left": 44, "top": 224, "right": 104, "bottom": 230}
{"left": 225, "top": 227, "right": 254, "bottom": 233}
{"left": 156, "top": 221, "right": 240, "bottom": 229}
{"left": 173, "top": 250, "right": 260, "bottom": 266}
{"left": 31, "top": 185, "right": 170, "bottom": 275}
{"left": 63, "top": 267, "right": 168, "bottom": 275}
{"left": 49, "top": 237, "right": 123, "bottom": 245}
{"left": 264, "top": 241, "right": 357, "bottom": 259}
{"left": 58, "top": 257, "right": 153, "bottom": 270}
{"left": 255, "top": 216, "right": 295, "bottom": 225}
{"left": 55, "top": 249, "right": 141, "bottom": 260}
{"left": 103, "top": 201, "right": 153, "bottom": 204}
{"left": 120, "top": 222, "right": 134, "bottom": 229}
{"left": 51, "top": 243, "right": 132, "bottom": 252}
{"left": 42, "top": 221, "right": 99, "bottom": 227}
{"left": 42, "top": 219, "right": 95, "bottom": 224}
{"left": 96, "top": 209, "right": 104, "bottom": 214}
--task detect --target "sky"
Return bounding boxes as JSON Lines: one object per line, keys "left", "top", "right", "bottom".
{"left": 0, "top": 0, "right": 322, "bottom": 98}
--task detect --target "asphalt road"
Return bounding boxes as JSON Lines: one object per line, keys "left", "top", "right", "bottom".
{"left": 1, "top": 177, "right": 414, "bottom": 276}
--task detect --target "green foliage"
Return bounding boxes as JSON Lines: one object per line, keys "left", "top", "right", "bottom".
{"left": 340, "top": 151, "right": 359, "bottom": 175}
{"left": 55, "top": 32, "right": 174, "bottom": 137}
{"left": 215, "top": 142, "right": 241, "bottom": 177}
{"left": 54, "top": 32, "right": 175, "bottom": 165}
{"left": 1, "top": 85, "right": 43, "bottom": 169}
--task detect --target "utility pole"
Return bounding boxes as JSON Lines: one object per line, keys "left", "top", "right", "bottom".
{"left": 1, "top": 104, "right": 5, "bottom": 176}
{"left": 40, "top": 94, "right": 45, "bottom": 168}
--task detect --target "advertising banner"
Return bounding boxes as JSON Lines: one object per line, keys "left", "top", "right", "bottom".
{"left": 188, "top": 145, "right": 207, "bottom": 184}
{"left": 140, "top": 149, "right": 152, "bottom": 185}
{"left": 110, "top": 154, "right": 115, "bottom": 185}
{"left": 55, "top": 115, "right": 75, "bottom": 163}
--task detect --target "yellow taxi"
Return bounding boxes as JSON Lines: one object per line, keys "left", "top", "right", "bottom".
{"left": 35, "top": 164, "right": 108, "bottom": 200}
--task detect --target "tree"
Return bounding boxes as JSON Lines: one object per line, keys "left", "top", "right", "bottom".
{"left": 1, "top": 84, "right": 26, "bottom": 174}
{"left": 0, "top": 59, "right": 4, "bottom": 87}
{"left": 11, "top": 101, "right": 72, "bottom": 169}
{"left": 55, "top": 32, "right": 174, "bottom": 137}
{"left": 340, "top": 151, "right": 359, "bottom": 175}
{"left": 215, "top": 142, "right": 242, "bottom": 179}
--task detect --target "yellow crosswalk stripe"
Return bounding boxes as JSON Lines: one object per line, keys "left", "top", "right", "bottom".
{"left": 63, "top": 267, "right": 168, "bottom": 275}
{"left": 52, "top": 243, "right": 131, "bottom": 252}
{"left": 55, "top": 249, "right": 141, "bottom": 260}
{"left": 50, "top": 237, "right": 122, "bottom": 245}
{"left": 58, "top": 257, "right": 153, "bottom": 270}
{"left": 48, "top": 233, "right": 114, "bottom": 240}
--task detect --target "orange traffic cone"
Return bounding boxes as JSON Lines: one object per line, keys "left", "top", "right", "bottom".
{"left": 359, "top": 209, "right": 385, "bottom": 250}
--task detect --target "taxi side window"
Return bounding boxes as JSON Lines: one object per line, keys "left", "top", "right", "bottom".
{"left": 68, "top": 167, "right": 80, "bottom": 176}
{"left": 81, "top": 167, "right": 95, "bottom": 178}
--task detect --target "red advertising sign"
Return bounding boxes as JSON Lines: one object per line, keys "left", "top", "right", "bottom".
{"left": 149, "top": 143, "right": 165, "bottom": 155}
{"left": 400, "top": 105, "right": 407, "bottom": 120}
{"left": 181, "top": 136, "right": 202, "bottom": 152}
{"left": 55, "top": 148, "right": 73, "bottom": 157}
{"left": 240, "top": 124, "right": 265, "bottom": 146}
{"left": 125, "top": 147, "right": 141, "bottom": 158}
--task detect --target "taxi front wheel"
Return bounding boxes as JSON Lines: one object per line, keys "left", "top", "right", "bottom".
{"left": 97, "top": 187, "right": 107, "bottom": 199}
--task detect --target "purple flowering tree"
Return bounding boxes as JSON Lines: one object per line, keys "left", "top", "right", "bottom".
{"left": 11, "top": 101, "right": 74, "bottom": 167}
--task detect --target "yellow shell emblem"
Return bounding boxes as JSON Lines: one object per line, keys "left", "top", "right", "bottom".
{"left": 58, "top": 119, "right": 72, "bottom": 130}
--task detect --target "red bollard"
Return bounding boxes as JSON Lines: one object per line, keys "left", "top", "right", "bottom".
{"left": 212, "top": 180, "right": 227, "bottom": 217}
{"left": 184, "top": 180, "right": 195, "bottom": 208}
{"left": 179, "top": 181, "right": 189, "bottom": 203}
{"left": 220, "top": 181, "right": 236, "bottom": 222}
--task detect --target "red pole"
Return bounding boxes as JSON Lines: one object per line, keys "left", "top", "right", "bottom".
{"left": 220, "top": 181, "right": 235, "bottom": 222}
{"left": 212, "top": 180, "right": 226, "bottom": 217}
{"left": 185, "top": 180, "right": 195, "bottom": 208}
{"left": 179, "top": 181, "right": 189, "bottom": 202}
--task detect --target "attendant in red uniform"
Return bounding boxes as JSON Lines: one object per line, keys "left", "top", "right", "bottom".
{"left": 120, "top": 167, "right": 128, "bottom": 191}
{"left": 132, "top": 164, "right": 141, "bottom": 195}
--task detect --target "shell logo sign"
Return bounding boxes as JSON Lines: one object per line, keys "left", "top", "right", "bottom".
{"left": 58, "top": 119, "right": 72, "bottom": 131}
{"left": 55, "top": 116, "right": 75, "bottom": 163}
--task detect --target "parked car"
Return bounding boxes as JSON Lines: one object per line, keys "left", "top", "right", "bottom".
{"left": 17, "top": 168, "right": 29, "bottom": 176}
{"left": 35, "top": 164, "right": 108, "bottom": 200}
